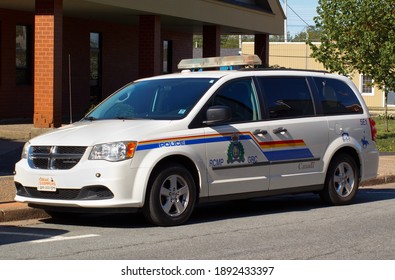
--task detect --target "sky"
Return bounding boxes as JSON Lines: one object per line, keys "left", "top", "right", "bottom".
{"left": 279, "top": 0, "right": 319, "bottom": 37}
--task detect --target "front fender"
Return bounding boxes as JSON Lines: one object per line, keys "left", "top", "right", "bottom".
{"left": 130, "top": 144, "right": 208, "bottom": 206}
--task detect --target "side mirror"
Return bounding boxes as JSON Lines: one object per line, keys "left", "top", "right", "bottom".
{"left": 205, "top": 106, "right": 232, "bottom": 125}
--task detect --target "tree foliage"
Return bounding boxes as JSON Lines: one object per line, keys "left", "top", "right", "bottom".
{"left": 193, "top": 35, "right": 254, "bottom": 49}
{"left": 310, "top": 0, "right": 395, "bottom": 92}
{"left": 292, "top": 26, "right": 321, "bottom": 42}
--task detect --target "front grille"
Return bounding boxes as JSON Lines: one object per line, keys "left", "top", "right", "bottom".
{"left": 25, "top": 186, "right": 80, "bottom": 200}
{"left": 28, "top": 146, "right": 87, "bottom": 170}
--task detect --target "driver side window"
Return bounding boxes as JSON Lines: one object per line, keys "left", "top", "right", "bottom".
{"left": 211, "top": 78, "right": 260, "bottom": 123}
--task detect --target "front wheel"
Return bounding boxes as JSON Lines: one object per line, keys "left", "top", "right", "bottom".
{"left": 321, "top": 154, "right": 360, "bottom": 205}
{"left": 144, "top": 165, "right": 196, "bottom": 226}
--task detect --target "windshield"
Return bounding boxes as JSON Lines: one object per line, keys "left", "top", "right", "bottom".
{"left": 85, "top": 78, "right": 218, "bottom": 120}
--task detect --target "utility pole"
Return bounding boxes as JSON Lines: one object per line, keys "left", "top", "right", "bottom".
{"left": 284, "top": 0, "right": 287, "bottom": 42}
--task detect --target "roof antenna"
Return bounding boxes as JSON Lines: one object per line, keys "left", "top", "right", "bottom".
{"left": 68, "top": 54, "right": 73, "bottom": 124}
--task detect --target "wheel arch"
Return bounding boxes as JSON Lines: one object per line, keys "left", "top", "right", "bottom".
{"left": 146, "top": 155, "right": 201, "bottom": 203}
{"left": 327, "top": 146, "right": 362, "bottom": 181}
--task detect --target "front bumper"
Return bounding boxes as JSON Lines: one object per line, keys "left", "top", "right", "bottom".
{"left": 14, "top": 158, "right": 147, "bottom": 209}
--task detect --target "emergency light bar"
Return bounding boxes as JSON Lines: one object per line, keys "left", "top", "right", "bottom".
{"left": 177, "top": 54, "right": 262, "bottom": 70}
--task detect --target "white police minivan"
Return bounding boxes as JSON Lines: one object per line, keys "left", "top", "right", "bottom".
{"left": 14, "top": 55, "right": 379, "bottom": 226}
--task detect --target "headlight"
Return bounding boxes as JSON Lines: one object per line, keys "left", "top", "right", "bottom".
{"left": 21, "top": 142, "right": 31, "bottom": 159}
{"left": 89, "top": 141, "right": 137, "bottom": 162}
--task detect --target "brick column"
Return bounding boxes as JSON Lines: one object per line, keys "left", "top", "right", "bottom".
{"left": 203, "top": 25, "right": 220, "bottom": 58}
{"left": 138, "top": 15, "right": 161, "bottom": 78}
{"left": 254, "top": 33, "right": 269, "bottom": 66}
{"left": 34, "top": 0, "right": 63, "bottom": 128}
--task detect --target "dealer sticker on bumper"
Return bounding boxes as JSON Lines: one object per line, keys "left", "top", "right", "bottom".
{"left": 38, "top": 177, "right": 57, "bottom": 192}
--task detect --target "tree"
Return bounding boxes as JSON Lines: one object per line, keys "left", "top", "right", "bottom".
{"left": 220, "top": 35, "right": 239, "bottom": 48}
{"left": 269, "top": 34, "right": 286, "bottom": 42}
{"left": 193, "top": 35, "right": 203, "bottom": 48}
{"left": 310, "top": 0, "right": 395, "bottom": 131}
{"left": 292, "top": 26, "right": 321, "bottom": 42}
{"left": 193, "top": 35, "right": 254, "bottom": 49}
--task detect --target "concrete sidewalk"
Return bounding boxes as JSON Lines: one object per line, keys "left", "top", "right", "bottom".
{"left": 1, "top": 124, "right": 395, "bottom": 223}
{"left": 0, "top": 123, "right": 53, "bottom": 141}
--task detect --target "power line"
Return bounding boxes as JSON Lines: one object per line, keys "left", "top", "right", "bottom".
{"left": 281, "top": 0, "right": 313, "bottom": 27}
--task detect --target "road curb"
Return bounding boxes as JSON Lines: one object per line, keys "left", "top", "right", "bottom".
{"left": 360, "top": 175, "right": 395, "bottom": 187}
{"left": 0, "top": 202, "right": 49, "bottom": 223}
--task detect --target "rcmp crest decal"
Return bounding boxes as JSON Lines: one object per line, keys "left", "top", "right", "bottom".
{"left": 227, "top": 134, "right": 245, "bottom": 163}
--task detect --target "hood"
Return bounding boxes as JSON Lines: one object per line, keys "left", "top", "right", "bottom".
{"left": 29, "top": 119, "right": 173, "bottom": 146}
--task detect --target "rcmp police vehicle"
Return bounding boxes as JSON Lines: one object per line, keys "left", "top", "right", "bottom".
{"left": 14, "top": 55, "right": 379, "bottom": 226}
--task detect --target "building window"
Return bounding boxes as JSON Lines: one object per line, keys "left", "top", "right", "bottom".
{"left": 90, "top": 32, "right": 102, "bottom": 102}
{"left": 387, "top": 91, "right": 395, "bottom": 106}
{"left": 360, "top": 74, "right": 374, "bottom": 95}
{"left": 163, "top": 40, "right": 173, "bottom": 74}
{"left": 16, "top": 25, "right": 32, "bottom": 85}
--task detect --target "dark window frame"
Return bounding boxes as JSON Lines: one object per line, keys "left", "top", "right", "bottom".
{"left": 16, "top": 24, "right": 32, "bottom": 86}
{"left": 90, "top": 32, "right": 102, "bottom": 103}
{"left": 162, "top": 40, "right": 173, "bottom": 74}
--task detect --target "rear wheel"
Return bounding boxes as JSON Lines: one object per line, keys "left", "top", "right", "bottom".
{"left": 321, "top": 154, "right": 360, "bottom": 205}
{"left": 144, "top": 164, "right": 196, "bottom": 226}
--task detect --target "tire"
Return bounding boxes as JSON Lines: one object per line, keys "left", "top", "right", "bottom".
{"left": 321, "top": 153, "right": 360, "bottom": 205}
{"left": 144, "top": 164, "right": 196, "bottom": 226}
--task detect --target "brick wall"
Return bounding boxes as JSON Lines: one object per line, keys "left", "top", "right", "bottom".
{"left": 62, "top": 19, "right": 139, "bottom": 120}
{"left": 254, "top": 34, "right": 269, "bottom": 66}
{"left": 162, "top": 31, "right": 193, "bottom": 72}
{"left": 0, "top": 8, "right": 193, "bottom": 123}
{"left": 138, "top": 15, "right": 161, "bottom": 79}
{"left": 203, "top": 25, "right": 220, "bottom": 58}
{"left": 34, "top": 0, "right": 63, "bottom": 128}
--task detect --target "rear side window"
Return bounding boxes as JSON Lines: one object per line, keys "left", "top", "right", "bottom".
{"left": 314, "top": 77, "right": 363, "bottom": 115}
{"left": 257, "top": 77, "right": 315, "bottom": 119}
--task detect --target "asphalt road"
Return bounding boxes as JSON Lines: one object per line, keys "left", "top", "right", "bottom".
{"left": 1, "top": 184, "right": 394, "bottom": 260}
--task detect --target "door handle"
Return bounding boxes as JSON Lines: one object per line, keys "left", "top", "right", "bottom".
{"left": 273, "top": 127, "right": 287, "bottom": 134}
{"left": 253, "top": 129, "right": 268, "bottom": 136}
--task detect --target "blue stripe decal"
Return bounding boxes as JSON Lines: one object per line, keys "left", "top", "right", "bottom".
{"left": 136, "top": 135, "right": 315, "bottom": 164}
{"left": 185, "top": 136, "right": 227, "bottom": 145}
{"left": 136, "top": 134, "right": 252, "bottom": 151}
{"left": 263, "top": 148, "right": 314, "bottom": 161}
{"left": 136, "top": 143, "right": 160, "bottom": 151}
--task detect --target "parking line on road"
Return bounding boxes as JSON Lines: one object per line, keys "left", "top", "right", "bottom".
{"left": 30, "top": 234, "right": 100, "bottom": 243}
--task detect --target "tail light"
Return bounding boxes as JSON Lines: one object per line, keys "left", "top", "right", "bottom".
{"left": 369, "top": 118, "right": 377, "bottom": 141}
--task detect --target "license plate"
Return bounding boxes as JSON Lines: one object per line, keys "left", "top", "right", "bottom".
{"left": 38, "top": 177, "right": 57, "bottom": 192}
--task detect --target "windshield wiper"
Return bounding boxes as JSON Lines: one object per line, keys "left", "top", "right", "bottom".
{"left": 84, "top": 116, "right": 97, "bottom": 121}
{"left": 117, "top": 116, "right": 151, "bottom": 120}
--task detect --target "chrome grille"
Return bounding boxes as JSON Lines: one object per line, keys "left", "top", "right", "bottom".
{"left": 28, "top": 146, "right": 87, "bottom": 170}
